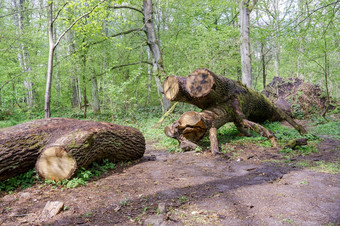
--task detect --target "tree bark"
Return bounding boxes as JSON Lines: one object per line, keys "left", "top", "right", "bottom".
{"left": 143, "top": 0, "right": 171, "bottom": 112}
{"left": 164, "top": 68, "right": 307, "bottom": 153}
{"left": 0, "top": 118, "right": 145, "bottom": 182}
{"left": 239, "top": 0, "right": 252, "bottom": 87}
{"left": 44, "top": 2, "right": 54, "bottom": 118}
{"left": 261, "top": 42, "right": 266, "bottom": 89}
{"left": 91, "top": 75, "right": 100, "bottom": 114}
{"left": 273, "top": 0, "right": 280, "bottom": 76}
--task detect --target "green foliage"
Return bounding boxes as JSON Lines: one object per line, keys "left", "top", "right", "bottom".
{"left": 310, "top": 120, "right": 340, "bottom": 140}
{"left": 0, "top": 159, "right": 115, "bottom": 192}
{"left": 120, "top": 198, "right": 130, "bottom": 206}
{"left": 178, "top": 196, "right": 188, "bottom": 203}
{"left": 0, "top": 169, "right": 38, "bottom": 192}
{"left": 49, "top": 159, "right": 115, "bottom": 189}
{"left": 1, "top": 0, "right": 338, "bottom": 120}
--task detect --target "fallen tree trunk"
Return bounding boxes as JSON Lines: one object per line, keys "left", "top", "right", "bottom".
{"left": 164, "top": 68, "right": 307, "bottom": 154}
{"left": 0, "top": 118, "right": 145, "bottom": 181}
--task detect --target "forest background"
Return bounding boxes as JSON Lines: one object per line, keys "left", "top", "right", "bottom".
{"left": 0, "top": 0, "right": 339, "bottom": 126}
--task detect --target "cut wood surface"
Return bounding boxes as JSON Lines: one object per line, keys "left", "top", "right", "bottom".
{"left": 0, "top": 118, "right": 145, "bottom": 181}
{"left": 163, "top": 68, "right": 307, "bottom": 153}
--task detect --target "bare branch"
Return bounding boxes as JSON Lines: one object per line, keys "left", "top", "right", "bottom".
{"left": 109, "top": 5, "right": 143, "bottom": 15}
{"left": 111, "top": 61, "right": 152, "bottom": 69}
{"left": 293, "top": 1, "right": 339, "bottom": 28}
{"left": 249, "top": 0, "right": 258, "bottom": 13}
{"left": 227, "top": 12, "right": 239, "bottom": 25}
{"left": 52, "top": 2, "right": 69, "bottom": 24}
{"left": 0, "top": 71, "right": 28, "bottom": 90}
{"left": 96, "top": 61, "right": 152, "bottom": 77}
{"left": 53, "top": 0, "right": 107, "bottom": 49}
{"left": 92, "top": 28, "right": 143, "bottom": 45}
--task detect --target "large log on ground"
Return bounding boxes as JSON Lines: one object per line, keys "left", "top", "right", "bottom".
{"left": 163, "top": 68, "right": 307, "bottom": 154}
{"left": 0, "top": 118, "right": 145, "bottom": 181}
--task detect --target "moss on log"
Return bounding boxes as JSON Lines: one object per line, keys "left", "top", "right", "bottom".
{"left": 0, "top": 118, "right": 145, "bottom": 181}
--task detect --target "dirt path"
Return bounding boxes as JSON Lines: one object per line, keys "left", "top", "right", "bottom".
{"left": 0, "top": 140, "right": 339, "bottom": 225}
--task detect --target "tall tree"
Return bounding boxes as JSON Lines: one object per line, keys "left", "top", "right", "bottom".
{"left": 44, "top": 0, "right": 106, "bottom": 118}
{"left": 143, "top": 0, "right": 171, "bottom": 112}
{"left": 11, "top": 0, "right": 34, "bottom": 107}
{"left": 239, "top": 0, "right": 253, "bottom": 87}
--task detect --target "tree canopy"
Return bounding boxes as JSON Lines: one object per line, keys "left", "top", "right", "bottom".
{"left": 0, "top": 0, "right": 339, "bottom": 117}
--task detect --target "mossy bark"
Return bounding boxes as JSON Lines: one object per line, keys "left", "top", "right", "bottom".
{"left": 163, "top": 68, "right": 307, "bottom": 153}
{"left": 0, "top": 118, "right": 145, "bottom": 181}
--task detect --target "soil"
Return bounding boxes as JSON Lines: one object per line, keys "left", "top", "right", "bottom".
{"left": 0, "top": 122, "right": 339, "bottom": 225}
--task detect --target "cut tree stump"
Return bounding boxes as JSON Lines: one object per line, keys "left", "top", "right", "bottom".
{"left": 163, "top": 68, "right": 307, "bottom": 154}
{"left": 0, "top": 118, "right": 145, "bottom": 181}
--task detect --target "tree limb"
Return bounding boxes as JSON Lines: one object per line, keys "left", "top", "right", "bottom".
{"left": 52, "top": 2, "right": 69, "bottom": 24}
{"left": 53, "top": 0, "right": 106, "bottom": 49}
{"left": 293, "top": 1, "right": 339, "bottom": 28}
{"left": 0, "top": 71, "right": 28, "bottom": 90}
{"left": 91, "top": 28, "right": 143, "bottom": 46}
{"left": 96, "top": 61, "right": 153, "bottom": 77}
{"left": 109, "top": 5, "right": 144, "bottom": 15}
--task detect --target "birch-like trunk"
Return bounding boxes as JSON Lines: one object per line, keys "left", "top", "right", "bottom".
{"left": 273, "top": 0, "right": 280, "bottom": 76}
{"left": 143, "top": 0, "right": 171, "bottom": 112}
{"left": 44, "top": 3, "right": 54, "bottom": 118}
{"left": 239, "top": 0, "right": 252, "bottom": 88}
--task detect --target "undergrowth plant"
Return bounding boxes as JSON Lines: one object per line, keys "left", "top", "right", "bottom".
{"left": 0, "top": 159, "right": 115, "bottom": 192}
{"left": 0, "top": 169, "right": 38, "bottom": 192}
{"left": 45, "top": 159, "right": 115, "bottom": 189}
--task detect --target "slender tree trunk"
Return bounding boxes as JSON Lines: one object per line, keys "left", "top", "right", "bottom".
{"left": 44, "top": 3, "right": 54, "bottom": 118}
{"left": 239, "top": 0, "right": 252, "bottom": 87}
{"left": 43, "top": 0, "right": 105, "bottom": 117}
{"left": 82, "top": 54, "right": 87, "bottom": 118}
{"left": 273, "top": 0, "right": 280, "bottom": 76}
{"left": 261, "top": 42, "right": 266, "bottom": 89}
{"left": 296, "top": 0, "right": 305, "bottom": 79}
{"left": 12, "top": 0, "right": 34, "bottom": 107}
{"left": 77, "top": 74, "right": 82, "bottom": 108}
{"left": 147, "top": 48, "right": 152, "bottom": 105}
{"left": 323, "top": 37, "right": 330, "bottom": 107}
{"left": 143, "top": 0, "right": 171, "bottom": 112}
{"left": 66, "top": 15, "right": 80, "bottom": 108}
{"left": 91, "top": 75, "right": 100, "bottom": 114}
{"left": 53, "top": 25, "right": 61, "bottom": 107}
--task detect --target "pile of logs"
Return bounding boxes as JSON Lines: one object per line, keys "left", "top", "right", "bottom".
{"left": 0, "top": 118, "right": 145, "bottom": 181}
{"left": 163, "top": 68, "right": 307, "bottom": 154}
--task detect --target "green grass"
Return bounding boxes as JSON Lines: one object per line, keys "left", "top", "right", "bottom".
{"left": 296, "top": 161, "right": 340, "bottom": 174}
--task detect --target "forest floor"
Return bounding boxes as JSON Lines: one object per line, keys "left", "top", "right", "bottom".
{"left": 0, "top": 119, "right": 339, "bottom": 225}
